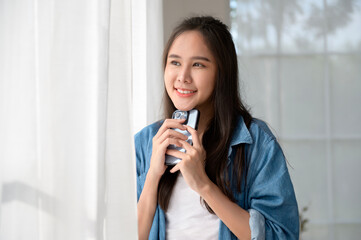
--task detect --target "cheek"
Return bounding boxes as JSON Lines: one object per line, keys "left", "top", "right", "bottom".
{"left": 199, "top": 73, "right": 216, "bottom": 96}
{"left": 164, "top": 73, "right": 173, "bottom": 95}
{"left": 164, "top": 71, "right": 170, "bottom": 86}
{"left": 165, "top": 68, "right": 179, "bottom": 90}
{"left": 164, "top": 68, "right": 174, "bottom": 83}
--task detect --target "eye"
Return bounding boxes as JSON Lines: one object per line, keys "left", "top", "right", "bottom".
{"left": 170, "top": 61, "right": 181, "bottom": 66}
{"left": 193, "top": 62, "right": 205, "bottom": 67}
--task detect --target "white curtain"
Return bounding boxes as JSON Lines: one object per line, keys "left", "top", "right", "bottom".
{"left": 132, "top": 0, "right": 164, "bottom": 133}
{"left": 0, "top": 0, "right": 162, "bottom": 239}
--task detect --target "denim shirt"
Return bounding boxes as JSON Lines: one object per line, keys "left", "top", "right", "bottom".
{"left": 135, "top": 116, "right": 299, "bottom": 240}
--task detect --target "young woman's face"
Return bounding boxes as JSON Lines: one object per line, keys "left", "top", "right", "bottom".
{"left": 164, "top": 30, "right": 217, "bottom": 112}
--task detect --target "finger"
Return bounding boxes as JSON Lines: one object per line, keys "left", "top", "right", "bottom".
{"left": 158, "top": 129, "right": 188, "bottom": 144}
{"left": 185, "top": 125, "right": 201, "bottom": 147}
{"left": 163, "top": 118, "right": 186, "bottom": 130}
{"left": 166, "top": 149, "right": 187, "bottom": 159}
{"left": 177, "top": 139, "right": 193, "bottom": 153}
{"left": 154, "top": 119, "right": 186, "bottom": 139}
{"left": 170, "top": 164, "right": 180, "bottom": 173}
{"left": 176, "top": 140, "right": 204, "bottom": 166}
{"left": 160, "top": 138, "right": 182, "bottom": 150}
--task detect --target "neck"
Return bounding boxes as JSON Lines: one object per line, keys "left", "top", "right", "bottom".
{"left": 197, "top": 106, "right": 214, "bottom": 139}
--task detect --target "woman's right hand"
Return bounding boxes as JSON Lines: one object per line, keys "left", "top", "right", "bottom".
{"left": 148, "top": 118, "right": 188, "bottom": 180}
{"left": 138, "top": 118, "right": 187, "bottom": 240}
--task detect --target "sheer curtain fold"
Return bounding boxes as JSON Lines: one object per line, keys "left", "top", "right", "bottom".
{"left": 104, "top": 0, "right": 137, "bottom": 239}
{"left": 132, "top": 0, "right": 164, "bottom": 133}
{"left": 0, "top": 0, "right": 138, "bottom": 239}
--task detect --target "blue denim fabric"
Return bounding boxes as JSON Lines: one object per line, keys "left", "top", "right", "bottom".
{"left": 135, "top": 116, "right": 299, "bottom": 240}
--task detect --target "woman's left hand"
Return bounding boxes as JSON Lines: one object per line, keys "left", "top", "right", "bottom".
{"left": 166, "top": 125, "right": 211, "bottom": 195}
{"left": 167, "top": 126, "right": 252, "bottom": 240}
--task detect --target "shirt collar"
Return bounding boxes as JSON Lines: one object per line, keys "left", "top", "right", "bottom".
{"left": 230, "top": 115, "right": 253, "bottom": 147}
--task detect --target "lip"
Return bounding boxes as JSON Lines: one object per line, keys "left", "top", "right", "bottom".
{"left": 174, "top": 88, "right": 197, "bottom": 97}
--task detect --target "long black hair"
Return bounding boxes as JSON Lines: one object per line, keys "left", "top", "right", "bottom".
{"left": 158, "top": 16, "right": 252, "bottom": 213}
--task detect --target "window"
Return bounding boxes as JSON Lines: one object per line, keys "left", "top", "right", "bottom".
{"left": 230, "top": 0, "right": 361, "bottom": 239}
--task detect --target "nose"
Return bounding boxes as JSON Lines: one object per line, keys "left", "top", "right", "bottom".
{"left": 177, "top": 65, "right": 192, "bottom": 83}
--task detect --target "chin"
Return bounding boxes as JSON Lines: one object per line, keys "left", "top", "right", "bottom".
{"left": 173, "top": 103, "right": 195, "bottom": 111}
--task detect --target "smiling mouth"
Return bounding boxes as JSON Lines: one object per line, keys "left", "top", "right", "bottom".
{"left": 176, "top": 88, "right": 197, "bottom": 94}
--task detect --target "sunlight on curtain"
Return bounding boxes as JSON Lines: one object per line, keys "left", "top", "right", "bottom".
{"left": 0, "top": 0, "right": 137, "bottom": 239}
{"left": 132, "top": 0, "right": 164, "bottom": 134}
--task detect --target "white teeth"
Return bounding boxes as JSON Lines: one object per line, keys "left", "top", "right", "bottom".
{"left": 177, "top": 89, "right": 195, "bottom": 94}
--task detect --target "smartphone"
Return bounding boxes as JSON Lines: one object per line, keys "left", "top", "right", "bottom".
{"left": 165, "top": 109, "right": 200, "bottom": 165}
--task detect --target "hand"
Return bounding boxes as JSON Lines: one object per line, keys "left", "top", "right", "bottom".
{"left": 166, "top": 125, "right": 210, "bottom": 194}
{"left": 148, "top": 119, "right": 188, "bottom": 180}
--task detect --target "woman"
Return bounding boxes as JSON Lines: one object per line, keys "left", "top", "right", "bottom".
{"left": 135, "top": 16, "right": 299, "bottom": 240}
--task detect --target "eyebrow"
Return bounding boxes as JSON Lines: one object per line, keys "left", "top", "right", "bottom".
{"left": 168, "top": 54, "right": 211, "bottom": 62}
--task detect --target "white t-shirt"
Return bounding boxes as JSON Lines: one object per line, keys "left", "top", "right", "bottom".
{"left": 165, "top": 173, "right": 220, "bottom": 240}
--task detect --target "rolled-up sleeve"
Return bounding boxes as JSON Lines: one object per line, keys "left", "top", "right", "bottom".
{"left": 248, "top": 209, "right": 265, "bottom": 239}
{"left": 247, "top": 139, "right": 299, "bottom": 239}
